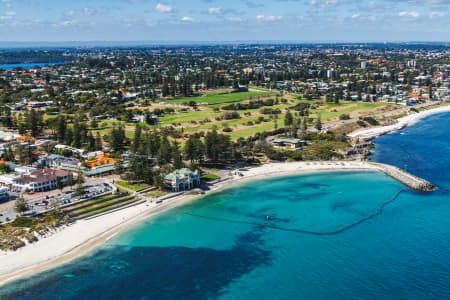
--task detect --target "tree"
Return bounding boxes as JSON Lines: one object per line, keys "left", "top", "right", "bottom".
{"left": 0, "top": 163, "right": 11, "bottom": 174}
{"left": 284, "top": 111, "right": 293, "bottom": 127}
{"left": 184, "top": 135, "right": 205, "bottom": 163}
{"left": 153, "top": 173, "right": 165, "bottom": 190}
{"left": 66, "top": 172, "right": 74, "bottom": 187}
{"left": 184, "top": 137, "right": 196, "bottom": 163}
{"left": 90, "top": 118, "right": 98, "bottom": 129}
{"left": 14, "top": 196, "right": 29, "bottom": 214}
{"left": 290, "top": 121, "right": 298, "bottom": 138}
{"left": 205, "top": 130, "right": 220, "bottom": 161}
{"left": 25, "top": 110, "right": 44, "bottom": 137}
{"left": 64, "top": 127, "right": 73, "bottom": 146}
{"left": 75, "top": 172, "right": 85, "bottom": 198}
{"left": 114, "top": 161, "right": 123, "bottom": 175}
{"left": 157, "top": 136, "right": 171, "bottom": 166}
{"left": 56, "top": 116, "right": 66, "bottom": 142}
{"left": 131, "top": 124, "right": 142, "bottom": 154}
{"left": 109, "top": 124, "right": 126, "bottom": 151}
{"left": 95, "top": 132, "right": 103, "bottom": 150}
{"left": 72, "top": 119, "right": 82, "bottom": 148}
{"left": 56, "top": 176, "right": 64, "bottom": 191}
{"left": 315, "top": 114, "right": 322, "bottom": 131}
{"left": 172, "top": 149, "right": 184, "bottom": 169}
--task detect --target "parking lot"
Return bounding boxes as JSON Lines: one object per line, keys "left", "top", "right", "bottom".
{"left": 0, "top": 183, "right": 114, "bottom": 224}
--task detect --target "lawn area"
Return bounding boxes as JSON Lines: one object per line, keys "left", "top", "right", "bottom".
{"left": 159, "top": 109, "right": 222, "bottom": 125}
{"left": 143, "top": 190, "right": 168, "bottom": 198}
{"left": 201, "top": 173, "right": 220, "bottom": 181}
{"left": 311, "top": 102, "right": 397, "bottom": 122}
{"left": 63, "top": 194, "right": 118, "bottom": 211}
{"left": 115, "top": 181, "right": 151, "bottom": 191}
{"left": 162, "top": 91, "right": 275, "bottom": 105}
{"left": 74, "top": 197, "right": 139, "bottom": 219}
{"left": 228, "top": 120, "right": 277, "bottom": 140}
{"left": 68, "top": 195, "right": 135, "bottom": 216}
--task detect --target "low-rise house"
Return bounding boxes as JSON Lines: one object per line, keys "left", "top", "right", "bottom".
{"left": 16, "top": 136, "right": 36, "bottom": 144}
{"left": 12, "top": 168, "right": 70, "bottom": 193}
{"left": 0, "top": 131, "right": 20, "bottom": 142}
{"left": 165, "top": 168, "right": 200, "bottom": 192}
{"left": 54, "top": 144, "right": 85, "bottom": 156}
{"left": 271, "top": 137, "right": 306, "bottom": 149}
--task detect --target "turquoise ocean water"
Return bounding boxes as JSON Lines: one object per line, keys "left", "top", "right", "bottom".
{"left": 0, "top": 112, "right": 449, "bottom": 299}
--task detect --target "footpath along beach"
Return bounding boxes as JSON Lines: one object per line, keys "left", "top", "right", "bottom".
{"left": 0, "top": 160, "right": 391, "bottom": 287}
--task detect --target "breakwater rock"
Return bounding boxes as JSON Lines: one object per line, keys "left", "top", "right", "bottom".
{"left": 371, "top": 162, "right": 436, "bottom": 192}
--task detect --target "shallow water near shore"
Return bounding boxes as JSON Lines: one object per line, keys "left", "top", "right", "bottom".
{"left": 1, "top": 112, "right": 450, "bottom": 299}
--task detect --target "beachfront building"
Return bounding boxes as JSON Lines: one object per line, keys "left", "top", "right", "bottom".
{"left": 271, "top": 137, "right": 306, "bottom": 149}
{"left": 12, "top": 168, "right": 70, "bottom": 193}
{"left": 165, "top": 168, "right": 200, "bottom": 192}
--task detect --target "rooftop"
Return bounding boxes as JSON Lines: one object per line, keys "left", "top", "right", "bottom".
{"left": 272, "top": 137, "right": 305, "bottom": 144}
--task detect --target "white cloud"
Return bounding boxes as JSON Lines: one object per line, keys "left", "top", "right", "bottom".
{"left": 181, "top": 16, "right": 194, "bottom": 22}
{"left": 83, "top": 8, "right": 97, "bottom": 16}
{"left": 156, "top": 3, "right": 173, "bottom": 13}
{"left": 398, "top": 11, "right": 420, "bottom": 18}
{"left": 227, "top": 17, "right": 243, "bottom": 22}
{"left": 429, "top": 11, "right": 445, "bottom": 18}
{"left": 256, "top": 15, "right": 283, "bottom": 22}
{"left": 208, "top": 7, "right": 226, "bottom": 15}
{"left": 65, "top": 10, "right": 76, "bottom": 17}
{"left": 0, "top": 11, "right": 15, "bottom": 20}
{"left": 351, "top": 13, "right": 360, "bottom": 19}
{"left": 309, "top": 0, "right": 350, "bottom": 8}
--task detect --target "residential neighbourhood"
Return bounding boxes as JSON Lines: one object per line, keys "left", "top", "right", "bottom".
{"left": 0, "top": 44, "right": 448, "bottom": 244}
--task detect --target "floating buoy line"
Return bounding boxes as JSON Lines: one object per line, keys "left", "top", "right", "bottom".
{"left": 181, "top": 188, "right": 407, "bottom": 236}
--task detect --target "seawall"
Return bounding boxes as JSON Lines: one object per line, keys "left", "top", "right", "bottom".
{"left": 371, "top": 162, "right": 436, "bottom": 192}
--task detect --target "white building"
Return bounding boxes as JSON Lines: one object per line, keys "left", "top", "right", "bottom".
{"left": 12, "top": 168, "right": 70, "bottom": 193}
{"left": 165, "top": 168, "right": 200, "bottom": 192}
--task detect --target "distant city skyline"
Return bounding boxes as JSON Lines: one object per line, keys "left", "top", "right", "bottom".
{"left": 0, "top": 0, "right": 449, "bottom": 42}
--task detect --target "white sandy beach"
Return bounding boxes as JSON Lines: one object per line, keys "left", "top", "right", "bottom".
{"left": 4, "top": 102, "right": 448, "bottom": 285}
{"left": 349, "top": 104, "right": 450, "bottom": 141}
{"left": 0, "top": 160, "right": 378, "bottom": 286}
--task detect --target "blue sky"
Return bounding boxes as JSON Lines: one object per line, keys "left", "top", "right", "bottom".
{"left": 0, "top": 0, "right": 449, "bottom": 42}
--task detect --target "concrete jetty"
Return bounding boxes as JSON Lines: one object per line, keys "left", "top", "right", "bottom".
{"left": 371, "top": 162, "right": 436, "bottom": 192}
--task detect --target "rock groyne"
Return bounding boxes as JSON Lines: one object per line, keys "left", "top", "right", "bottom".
{"left": 371, "top": 162, "right": 436, "bottom": 192}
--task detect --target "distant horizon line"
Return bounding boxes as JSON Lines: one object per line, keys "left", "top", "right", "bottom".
{"left": 0, "top": 40, "right": 449, "bottom": 47}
